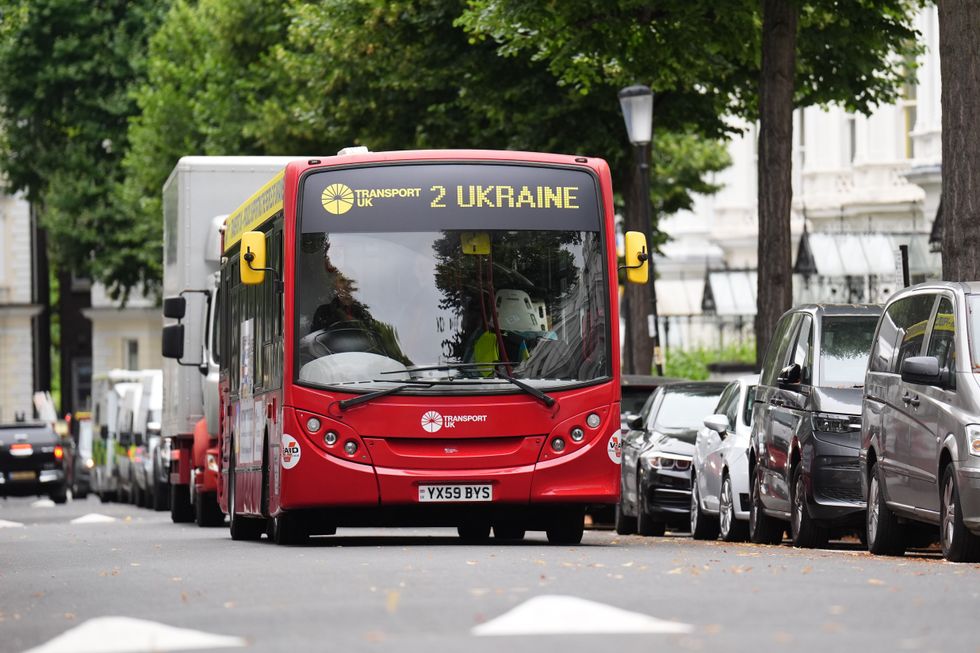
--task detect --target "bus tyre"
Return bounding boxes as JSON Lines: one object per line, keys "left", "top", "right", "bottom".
{"left": 228, "top": 469, "right": 264, "bottom": 542}
{"left": 195, "top": 489, "right": 224, "bottom": 527}
{"left": 749, "top": 473, "right": 783, "bottom": 545}
{"left": 867, "top": 461, "right": 905, "bottom": 556}
{"left": 273, "top": 513, "right": 309, "bottom": 546}
{"left": 170, "top": 484, "right": 194, "bottom": 523}
{"left": 790, "top": 465, "right": 828, "bottom": 549}
{"left": 940, "top": 465, "right": 980, "bottom": 562}
{"left": 493, "top": 525, "right": 526, "bottom": 541}
{"left": 546, "top": 508, "right": 585, "bottom": 545}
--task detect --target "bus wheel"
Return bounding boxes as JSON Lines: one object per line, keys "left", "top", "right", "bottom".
{"left": 546, "top": 508, "right": 585, "bottom": 545}
{"left": 273, "top": 513, "right": 309, "bottom": 546}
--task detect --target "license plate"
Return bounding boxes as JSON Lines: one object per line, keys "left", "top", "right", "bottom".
{"left": 418, "top": 484, "right": 492, "bottom": 503}
{"left": 9, "top": 471, "right": 36, "bottom": 482}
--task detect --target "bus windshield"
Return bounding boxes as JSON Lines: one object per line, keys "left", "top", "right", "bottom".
{"left": 296, "top": 163, "right": 609, "bottom": 393}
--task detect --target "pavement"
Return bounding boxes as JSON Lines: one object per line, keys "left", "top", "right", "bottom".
{"left": 1, "top": 495, "right": 978, "bottom": 653}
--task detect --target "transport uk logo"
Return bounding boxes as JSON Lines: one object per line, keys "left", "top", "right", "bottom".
{"left": 421, "top": 411, "right": 444, "bottom": 433}
{"left": 281, "top": 434, "right": 302, "bottom": 469}
{"left": 420, "top": 410, "right": 488, "bottom": 433}
{"left": 321, "top": 183, "right": 355, "bottom": 215}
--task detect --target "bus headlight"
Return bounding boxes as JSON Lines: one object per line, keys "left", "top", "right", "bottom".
{"left": 344, "top": 440, "right": 358, "bottom": 456}
{"left": 324, "top": 431, "right": 338, "bottom": 446}
{"left": 570, "top": 427, "right": 585, "bottom": 443}
{"left": 306, "top": 417, "right": 322, "bottom": 433}
{"left": 551, "top": 437, "right": 566, "bottom": 452}
{"left": 586, "top": 413, "right": 601, "bottom": 429}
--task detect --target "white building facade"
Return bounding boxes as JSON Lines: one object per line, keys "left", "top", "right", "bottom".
{"left": 0, "top": 191, "right": 41, "bottom": 422}
{"left": 655, "top": 5, "right": 943, "bottom": 352}
{"left": 83, "top": 283, "right": 162, "bottom": 382}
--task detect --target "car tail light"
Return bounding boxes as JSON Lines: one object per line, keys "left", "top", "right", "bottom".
{"left": 53, "top": 445, "right": 64, "bottom": 460}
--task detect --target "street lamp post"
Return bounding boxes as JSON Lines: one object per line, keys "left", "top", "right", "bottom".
{"left": 619, "top": 84, "right": 664, "bottom": 376}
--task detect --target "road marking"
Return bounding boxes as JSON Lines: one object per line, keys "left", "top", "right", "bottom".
{"left": 0, "top": 518, "right": 24, "bottom": 528}
{"left": 71, "top": 513, "right": 118, "bottom": 525}
{"left": 31, "top": 499, "right": 55, "bottom": 508}
{"left": 23, "top": 616, "right": 247, "bottom": 653}
{"left": 472, "top": 594, "right": 693, "bottom": 636}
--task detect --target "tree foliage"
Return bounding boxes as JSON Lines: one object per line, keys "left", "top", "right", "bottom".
{"left": 0, "top": 0, "right": 167, "bottom": 295}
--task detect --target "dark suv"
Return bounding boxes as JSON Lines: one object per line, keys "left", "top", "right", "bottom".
{"left": 749, "top": 304, "right": 881, "bottom": 547}
{"left": 0, "top": 422, "right": 70, "bottom": 503}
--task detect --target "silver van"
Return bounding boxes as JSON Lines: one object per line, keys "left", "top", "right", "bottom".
{"left": 861, "top": 281, "right": 980, "bottom": 562}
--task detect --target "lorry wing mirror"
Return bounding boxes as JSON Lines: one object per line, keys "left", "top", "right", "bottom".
{"left": 163, "top": 296, "right": 186, "bottom": 319}
{"left": 621, "top": 231, "right": 649, "bottom": 284}
{"left": 240, "top": 231, "right": 267, "bottom": 285}
{"left": 162, "top": 324, "right": 185, "bottom": 359}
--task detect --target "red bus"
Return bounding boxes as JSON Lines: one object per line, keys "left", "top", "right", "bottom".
{"left": 218, "top": 149, "right": 649, "bottom": 545}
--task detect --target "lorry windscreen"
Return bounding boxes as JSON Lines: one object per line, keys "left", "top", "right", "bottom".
{"left": 296, "top": 163, "right": 609, "bottom": 393}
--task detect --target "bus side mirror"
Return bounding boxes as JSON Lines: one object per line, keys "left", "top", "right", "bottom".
{"left": 162, "top": 324, "right": 185, "bottom": 359}
{"left": 240, "top": 231, "right": 266, "bottom": 285}
{"left": 163, "top": 296, "right": 186, "bottom": 319}
{"left": 622, "top": 231, "right": 649, "bottom": 284}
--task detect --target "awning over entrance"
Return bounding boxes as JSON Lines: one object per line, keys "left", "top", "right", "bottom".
{"left": 794, "top": 232, "right": 940, "bottom": 278}
{"left": 703, "top": 270, "right": 757, "bottom": 316}
{"left": 655, "top": 279, "right": 704, "bottom": 317}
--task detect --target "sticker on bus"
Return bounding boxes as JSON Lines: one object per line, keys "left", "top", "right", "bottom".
{"left": 281, "top": 434, "right": 301, "bottom": 469}
{"left": 607, "top": 434, "right": 622, "bottom": 464}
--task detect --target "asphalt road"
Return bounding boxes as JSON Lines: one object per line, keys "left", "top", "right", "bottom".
{"left": 1, "top": 495, "right": 978, "bottom": 653}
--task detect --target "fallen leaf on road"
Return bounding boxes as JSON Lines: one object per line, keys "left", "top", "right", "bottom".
{"left": 223, "top": 602, "right": 236, "bottom": 609}
{"left": 386, "top": 590, "right": 399, "bottom": 614}
{"left": 63, "top": 613, "right": 75, "bottom": 620}
{"left": 729, "top": 566, "right": 752, "bottom": 574}
{"left": 801, "top": 565, "right": 813, "bottom": 574}
{"left": 667, "top": 567, "right": 684, "bottom": 575}
{"left": 829, "top": 605, "right": 845, "bottom": 615}
{"left": 867, "top": 578, "right": 886, "bottom": 586}
{"left": 466, "top": 560, "right": 478, "bottom": 566}
{"left": 621, "top": 562, "right": 634, "bottom": 567}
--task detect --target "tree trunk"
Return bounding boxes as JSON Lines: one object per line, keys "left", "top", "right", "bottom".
{"left": 755, "top": 0, "right": 798, "bottom": 367}
{"left": 938, "top": 0, "right": 980, "bottom": 281}
{"left": 621, "top": 158, "right": 655, "bottom": 375}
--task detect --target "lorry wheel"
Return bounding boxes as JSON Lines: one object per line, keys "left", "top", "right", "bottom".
{"left": 195, "top": 490, "right": 225, "bottom": 527}
{"left": 170, "top": 484, "right": 194, "bottom": 523}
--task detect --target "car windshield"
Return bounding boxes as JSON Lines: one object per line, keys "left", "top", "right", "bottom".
{"left": 818, "top": 316, "right": 878, "bottom": 387}
{"left": 742, "top": 386, "right": 756, "bottom": 427}
{"left": 653, "top": 387, "right": 725, "bottom": 434}
{"left": 621, "top": 388, "right": 654, "bottom": 416}
{"left": 296, "top": 163, "right": 609, "bottom": 393}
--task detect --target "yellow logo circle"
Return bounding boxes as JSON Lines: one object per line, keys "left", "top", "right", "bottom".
{"left": 321, "top": 183, "right": 355, "bottom": 215}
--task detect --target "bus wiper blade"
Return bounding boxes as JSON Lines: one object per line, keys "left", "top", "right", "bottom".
{"left": 378, "top": 362, "right": 513, "bottom": 375}
{"left": 338, "top": 382, "right": 433, "bottom": 411}
{"left": 494, "top": 370, "right": 556, "bottom": 408}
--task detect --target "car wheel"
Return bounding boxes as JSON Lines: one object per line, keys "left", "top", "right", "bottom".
{"left": 749, "top": 473, "right": 783, "bottom": 545}
{"left": 866, "top": 461, "right": 905, "bottom": 556}
{"left": 614, "top": 500, "right": 637, "bottom": 535}
{"left": 719, "top": 475, "right": 749, "bottom": 542}
{"left": 690, "top": 476, "right": 719, "bottom": 541}
{"left": 493, "top": 525, "right": 526, "bottom": 541}
{"left": 940, "top": 465, "right": 980, "bottom": 562}
{"left": 637, "top": 490, "right": 666, "bottom": 537}
{"left": 790, "top": 465, "right": 828, "bottom": 549}
{"left": 457, "top": 521, "right": 491, "bottom": 543}
{"left": 132, "top": 484, "right": 142, "bottom": 508}
{"left": 50, "top": 485, "right": 68, "bottom": 505}
{"left": 546, "top": 508, "right": 585, "bottom": 545}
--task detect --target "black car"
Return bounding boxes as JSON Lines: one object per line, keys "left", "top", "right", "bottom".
{"left": 0, "top": 422, "right": 70, "bottom": 503}
{"left": 620, "top": 375, "right": 685, "bottom": 432}
{"left": 749, "top": 303, "right": 881, "bottom": 548}
{"left": 617, "top": 382, "right": 727, "bottom": 535}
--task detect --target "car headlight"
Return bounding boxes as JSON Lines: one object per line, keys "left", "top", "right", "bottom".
{"left": 967, "top": 425, "right": 980, "bottom": 457}
{"left": 85, "top": 458, "right": 94, "bottom": 469}
{"left": 642, "top": 453, "right": 691, "bottom": 471}
{"left": 811, "top": 413, "right": 859, "bottom": 433}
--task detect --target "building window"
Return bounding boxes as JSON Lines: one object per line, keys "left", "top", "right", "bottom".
{"left": 848, "top": 115, "right": 857, "bottom": 163}
{"left": 902, "top": 62, "right": 917, "bottom": 159}
{"left": 797, "top": 108, "right": 806, "bottom": 167}
{"left": 124, "top": 339, "right": 139, "bottom": 371}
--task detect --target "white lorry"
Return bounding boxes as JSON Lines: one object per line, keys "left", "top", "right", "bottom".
{"left": 91, "top": 370, "right": 152, "bottom": 502}
{"left": 161, "top": 157, "right": 306, "bottom": 525}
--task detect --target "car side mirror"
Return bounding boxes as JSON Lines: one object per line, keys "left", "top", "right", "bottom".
{"left": 628, "top": 416, "right": 644, "bottom": 431}
{"left": 703, "top": 414, "right": 730, "bottom": 437}
{"left": 901, "top": 355, "right": 945, "bottom": 387}
{"left": 777, "top": 363, "right": 802, "bottom": 389}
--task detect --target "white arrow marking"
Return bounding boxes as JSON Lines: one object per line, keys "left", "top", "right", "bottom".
{"left": 31, "top": 498, "right": 55, "bottom": 508}
{"left": 472, "top": 594, "right": 693, "bottom": 636}
{"left": 71, "top": 513, "right": 118, "bottom": 525}
{"left": 0, "top": 518, "right": 24, "bottom": 528}
{"left": 23, "top": 616, "right": 247, "bottom": 653}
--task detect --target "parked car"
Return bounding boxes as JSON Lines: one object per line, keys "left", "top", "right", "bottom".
{"left": 691, "top": 374, "right": 760, "bottom": 541}
{"left": 749, "top": 304, "right": 881, "bottom": 548}
{"left": 0, "top": 422, "right": 69, "bottom": 503}
{"left": 68, "top": 412, "right": 94, "bottom": 499}
{"left": 861, "top": 282, "right": 980, "bottom": 562}
{"left": 617, "top": 382, "right": 727, "bottom": 536}
{"left": 620, "top": 375, "right": 684, "bottom": 432}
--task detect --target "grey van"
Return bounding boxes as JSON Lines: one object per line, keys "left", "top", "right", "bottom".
{"left": 749, "top": 304, "right": 881, "bottom": 548}
{"left": 861, "top": 281, "right": 980, "bottom": 562}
